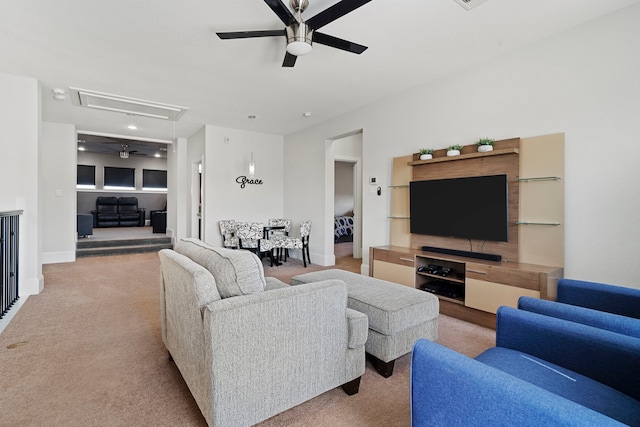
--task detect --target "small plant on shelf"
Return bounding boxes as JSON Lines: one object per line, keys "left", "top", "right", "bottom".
{"left": 475, "top": 138, "right": 495, "bottom": 152}
{"left": 418, "top": 148, "right": 433, "bottom": 160}
{"left": 446, "top": 145, "right": 463, "bottom": 157}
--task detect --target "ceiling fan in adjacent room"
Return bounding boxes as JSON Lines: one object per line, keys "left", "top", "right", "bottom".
{"left": 216, "top": 0, "right": 372, "bottom": 67}
{"left": 117, "top": 145, "right": 140, "bottom": 159}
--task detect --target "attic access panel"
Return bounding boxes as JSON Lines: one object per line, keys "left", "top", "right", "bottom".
{"left": 69, "top": 87, "right": 188, "bottom": 121}
{"left": 452, "top": 0, "right": 489, "bottom": 11}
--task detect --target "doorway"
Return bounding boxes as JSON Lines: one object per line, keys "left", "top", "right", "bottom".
{"left": 75, "top": 132, "right": 170, "bottom": 245}
{"left": 333, "top": 132, "right": 363, "bottom": 262}
{"left": 334, "top": 161, "right": 356, "bottom": 259}
{"left": 191, "top": 160, "right": 203, "bottom": 239}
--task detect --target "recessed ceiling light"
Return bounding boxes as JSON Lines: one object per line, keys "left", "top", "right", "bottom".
{"left": 303, "top": 112, "right": 312, "bottom": 117}
{"left": 78, "top": 146, "right": 85, "bottom": 151}
{"left": 127, "top": 124, "right": 138, "bottom": 130}
{"left": 155, "top": 153, "right": 161, "bottom": 158}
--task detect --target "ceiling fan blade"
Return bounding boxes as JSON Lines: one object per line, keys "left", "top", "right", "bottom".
{"left": 282, "top": 52, "right": 297, "bottom": 67}
{"left": 217, "top": 30, "right": 285, "bottom": 39}
{"left": 313, "top": 32, "right": 368, "bottom": 54}
{"left": 306, "top": 0, "right": 372, "bottom": 30}
{"left": 264, "top": 0, "right": 297, "bottom": 26}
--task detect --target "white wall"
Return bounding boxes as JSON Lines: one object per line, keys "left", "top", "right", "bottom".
{"left": 200, "top": 125, "right": 284, "bottom": 246}
{"left": 0, "top": 73, "right": 42, "bottom": 295}
{"left": 284, "top": 4, "right": 640, "bottom": 288}
{"left": 186, "top": 127, "right": 206, "bottom": 239}
{"left": 167, "top": 137, "right": 188, "bottom": 241}
{"left": 40, "top": 122, "right": 77, "bottom": 264}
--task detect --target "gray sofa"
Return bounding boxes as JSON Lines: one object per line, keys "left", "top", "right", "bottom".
{"left": 158, "top": 238, "right": 368, "bottom": 427}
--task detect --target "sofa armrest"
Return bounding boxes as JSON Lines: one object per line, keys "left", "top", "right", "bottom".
{"left": 496, "top": 306, "right": 640, "bottom": 400}
{"left": 138, "top": 208, "right": 146, "bottom": 226}
{"left": 346, "top": 308, "right": 368, "bottom": 349}
{"left": 518, "top": 296, "right": 640, "bottom": 338}
{"left": 557, "top": 278, "right": 640, "bottom": 319}
{"left": 410, "top": 339, "right": 623, "bottom": 426}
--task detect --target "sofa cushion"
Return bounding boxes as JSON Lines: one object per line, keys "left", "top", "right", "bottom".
{"left": 118, "top": 197, "right": 139, "bottom": 213}
{"left": 476, "top": 347, "right": 640, "bottom": 425}
{"left": 265, "top": 277, "right": 289, "bottom": 291}
{"left": 97, "top": 213, "right": 119, "bottom": 220}
{"left": 175, "top": 238, "right": 266, "bottom": 298}
{"left": 96, "top": 196, "right": 119, "bottom": 214}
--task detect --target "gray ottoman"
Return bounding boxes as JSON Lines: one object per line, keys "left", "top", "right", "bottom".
{"left": 291, "top": 269, "right": 439, "bottom": 377}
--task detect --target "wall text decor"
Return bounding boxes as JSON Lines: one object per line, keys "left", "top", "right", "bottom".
{"left": 236, "top": 176, "right": 263, "bottom": 189}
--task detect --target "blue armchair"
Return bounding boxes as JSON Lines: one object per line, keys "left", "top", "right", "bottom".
{"left": 556, "top": 278, "right": 640, "bottom": 319}
{"left": 411, "top": 307, "right": 640, "bottom": 426}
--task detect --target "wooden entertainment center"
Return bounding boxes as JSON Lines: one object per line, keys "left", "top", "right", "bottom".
{"left": 370, "top": 135, "right": 565, "bottom": 328}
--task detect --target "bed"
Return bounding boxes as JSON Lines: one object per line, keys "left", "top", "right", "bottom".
{"left": 334, "top": 214, "right": 354, "bottom": 243}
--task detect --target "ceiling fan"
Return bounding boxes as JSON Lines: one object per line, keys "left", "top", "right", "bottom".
{"left": 216, "top": 0, "right": 372, "bottom": 67}
{"left": 117, "top": 145, "right": 139, "bottom": 159}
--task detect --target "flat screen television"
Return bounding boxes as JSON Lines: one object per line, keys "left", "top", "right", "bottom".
{"left": 410, "top": 174, "right": 509, "bottom": 242}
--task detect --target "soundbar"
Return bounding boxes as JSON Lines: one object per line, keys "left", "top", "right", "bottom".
{"left": 421, "top": 246, "right": 502, "bottom": 262}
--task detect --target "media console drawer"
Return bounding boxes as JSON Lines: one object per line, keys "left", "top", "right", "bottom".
{"left": 371, "top": 247, "right": 415, "bottom": 287}
{"left": 372, "top": 260, "right": 415, "bottom": 287}
{"left": 465, "top": 278, "right": 540, "bottom": 314}
{"left": 372, "top": 249, "right": 415, "bottom": 267}
{"left": 465, "top": 263, "right": 540, "bottom": 291}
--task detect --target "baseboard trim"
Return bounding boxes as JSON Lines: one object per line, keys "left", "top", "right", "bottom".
{"left": 42, "top": 251, "right": 76, "bottom": 264}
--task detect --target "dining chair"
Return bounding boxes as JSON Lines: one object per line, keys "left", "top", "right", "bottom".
{"left": 218, "top": 220, "right": 239, "bottom": 249}
{"left": 236, "top": 222, "right": 277, "bottom": 266}
{"left": 279, "top": 221, "right": 311, "bottom": 267}
{"left": 268, "top": 218, "right": 292, "bottom": 262}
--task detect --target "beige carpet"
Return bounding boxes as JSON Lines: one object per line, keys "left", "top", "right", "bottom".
{"left": 0, "top": 252, "right": 494, "bottom": 427}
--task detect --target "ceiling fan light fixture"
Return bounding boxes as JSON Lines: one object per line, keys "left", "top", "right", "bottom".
{"left": 287, "top": 41, "right": 312, "bottom": 56}
{"left": 286, "top": 24, "right": 313, "bottom": 56}
{"left": 120, "top": 144, "right": 130, "bottom": 159}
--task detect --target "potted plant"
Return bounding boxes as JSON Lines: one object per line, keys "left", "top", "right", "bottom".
{"left": 447, "top": 145, "right": 463, "bottom": 156}
{"left": 419, "top": 148, "right": 433, "bottom": 160}
{"left": 476, "top": 138, "right": 495, "bottom": 153}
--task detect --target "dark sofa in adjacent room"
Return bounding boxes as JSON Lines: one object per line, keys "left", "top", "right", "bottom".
{"left": 92, "top": 196, "right": 145, "bottom": 227}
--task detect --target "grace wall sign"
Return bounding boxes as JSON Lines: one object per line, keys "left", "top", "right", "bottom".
{"left": 236, "top": 175, "right": 264, "bottom": 189}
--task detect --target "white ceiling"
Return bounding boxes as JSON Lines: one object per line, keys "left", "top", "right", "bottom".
{"left": 2, "top": 0, "right": 639, "bottom": 144}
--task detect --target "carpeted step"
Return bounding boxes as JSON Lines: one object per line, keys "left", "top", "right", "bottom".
{"left": 76, "top": 242, "right": 173, "bottom": 258}
{"left": 77, "top": 237, "right": 172, "bottom": 249}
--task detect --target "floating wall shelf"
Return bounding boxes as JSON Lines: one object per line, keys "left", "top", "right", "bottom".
{"left": 517, "top": 176, "right": 561, "bottom": 182}
{"left": 516, "top": 221, "right": 561, "bottom": 226}
{"left": 408, "top": 148, "right": 519, "bottom": 166}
